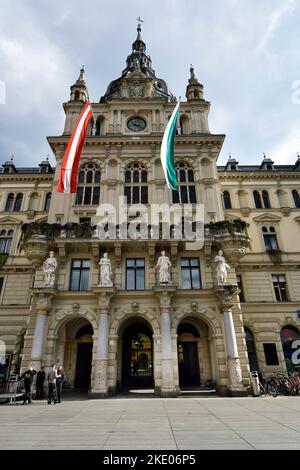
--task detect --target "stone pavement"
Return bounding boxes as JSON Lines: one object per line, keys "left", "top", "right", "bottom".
{"left": 1, "top": 396, "right": 300, "bottom": 450}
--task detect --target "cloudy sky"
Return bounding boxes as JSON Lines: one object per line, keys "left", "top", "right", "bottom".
{"left": 0, "top": 0, "right": 300, "bottom": 167}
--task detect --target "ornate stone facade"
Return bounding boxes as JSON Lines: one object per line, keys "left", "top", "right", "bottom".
{"left": 0, "top": 24, "right": 300, "bottom": 397}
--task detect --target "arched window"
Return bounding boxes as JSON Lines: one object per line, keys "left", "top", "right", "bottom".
{"left": 292, "top": 190, "right": 300, "bottom": 208}
{"left": 5, "top": 193, "right": 23, "bottom": 212}
{"left": 179, "top": 115, "right": 189, "bottom": 135}
{"left": 262, "top": 226, "right": 278, "bottom": 251}
{"left": 281, "top": 325, "right": 300, "bottom": 372}
{"left": 74, "top": 90, "right": 80, "bottom": 101}
{"left": 262, "top": 190, "right": 271, "bottom": 208}
{"left": 44, "top": 193, "right": 51, "bottom": 212}
{"left": 5, "top": 193, "right": 14, "bottom": 212}
{"left": 124, "top": 162, "right": 148, "bottom": 204}
{"left": 172, "top": 162, "right": 196, "bottom": 204}
{"left": 96, "top": 116, "right": 105, "bottom": 136}
{"left": 244, "top": 327, "right": 259, "bottom": 372}
{"left": 253, "top": 190, "right": 262, "bottom": 209}
{"left": 15, "top": 193, "right": 23, "bottom": 212}
{"left": 75, "top": 163, "right": 101, "bottom": 205}
{"left": 0, "top": 229, "right": 14, "bottom": 254}
{"left": 223, "top": 191, "right": 232, "bottom": 209}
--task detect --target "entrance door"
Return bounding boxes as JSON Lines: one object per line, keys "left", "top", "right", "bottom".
{"left": 178, "top": 342, "right": 200, "bottom": 386}
{"left": 74, "top": 342, "right": 93, "bottom": 389}
{"left": 122, "top": 322, "right": 153, "bottom": 388}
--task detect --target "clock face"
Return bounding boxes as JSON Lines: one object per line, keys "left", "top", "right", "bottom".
{"left": 127, "top": 117, "right": 147, "bottom": 132}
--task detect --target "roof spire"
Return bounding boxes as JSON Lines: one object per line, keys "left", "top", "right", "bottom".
{"left": 136, "top": 16, "right": 144, "bottom": 40}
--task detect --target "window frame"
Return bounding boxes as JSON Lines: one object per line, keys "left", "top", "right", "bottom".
{"left": 69, "top": 259, "right": 91, "bottom": 291}
{"left": 272, "top": 274, "right": 289, "bottom": 302}
{"left": 236, "top": 274, "right": 245, "bottom": 302}
{"left": 75, "top": 163, "right": 101, "bottom": 206}
{"left": 172, "top": 162, "right": 197, "bottom": 204}
{"left": 124, "top": 163, "right": 148, "bottom": 205}
{"left": 125, "top": 258, "right": 145, "bottom": 290}
{"left": 180, "top": 257, "right": 202, "bottom": 290}
{"left": 0, "top": 229, "right": 14, "bottom": 255}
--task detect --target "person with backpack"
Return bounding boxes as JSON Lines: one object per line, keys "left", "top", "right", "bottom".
{"left": 19, "top": 366, "right": 36, "bottom": 404}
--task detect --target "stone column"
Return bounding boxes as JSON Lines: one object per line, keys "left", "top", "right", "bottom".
{"left": 216, "top": 285, "right": 247, "bottom": 396}
{"left": 30, "top": 289, "right": 55, "bottom": 370}
{"left": 154, "top": 287, "right": 177, "bottom": 397}
{"left": 91, "top": 287, "right": 115, "bottom": 397}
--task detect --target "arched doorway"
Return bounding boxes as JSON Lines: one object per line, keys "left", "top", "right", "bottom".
{"left": 177, "top": 323, "right": 200, "bottom": 386}
{"left": 244, "top": 327, "right": 259, "bottom": 372}
{"left": 281, "top": 325, "right": 300, "bottom": 373}
{"left": 122, "top": 321, "right": 153, "bottom": 389}
{"left": 56, "top": 318, "right": 94, "bottom": 391}
{"left": 177, "top": 318, "right": 214, "bottom": 388}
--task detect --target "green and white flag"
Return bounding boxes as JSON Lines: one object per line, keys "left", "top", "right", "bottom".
{"left": 160, "top": 101, "right": 179, "bottom": 190}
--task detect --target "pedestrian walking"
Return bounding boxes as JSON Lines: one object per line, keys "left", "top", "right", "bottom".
{"left": 35, "top": 367, "right": 45, "bottom": 399}
{"left": 56, "top": 365, "right": 65, "bottom": 403}
{"left": 19, "top": 366, "right": 36, "bottom": 404}
{"left": 47, "top": 364, "right": 61, "bottom": 404}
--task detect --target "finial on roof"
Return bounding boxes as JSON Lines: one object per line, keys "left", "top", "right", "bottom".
{"left": 228, "top": 152, "right": 231, "bottom": 158}
{"left": 136, "top": 16, "right": 144, "bottom": 40}
{"left": 46, "top": 154, "right": 49, "bottom": 162}
{"left": 190, "top": 64, "right": 195, "bottom": 80}
{"left": 10, "top": 154, "right": 14, "bottom": 162}
{"left": 78, "top": 66, "right": 85, "bottom": 82}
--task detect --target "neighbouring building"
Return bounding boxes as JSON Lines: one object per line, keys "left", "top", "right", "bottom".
{"left": 0, "top": 23, "right": 300, "bottom": 397}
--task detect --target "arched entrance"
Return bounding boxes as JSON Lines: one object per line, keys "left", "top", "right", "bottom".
{"left": 121, "top": 321, "right": 154, "bottom": 389}
{"left": 56, "top": 318, "right": 94, "bottom": 390}
{"left": 281, "top": 325, "right": 300, "bottom": 373}
{"left": 177, "top": 318, "right": 214, "bottom": 388}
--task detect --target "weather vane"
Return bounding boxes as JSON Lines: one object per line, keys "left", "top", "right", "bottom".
{"left": 136, "top": 16, "right": 144, "bottom": 25}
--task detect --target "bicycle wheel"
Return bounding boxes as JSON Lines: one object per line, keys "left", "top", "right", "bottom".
{"left": 267, "top": 383, "right": 278, "bottom": 397}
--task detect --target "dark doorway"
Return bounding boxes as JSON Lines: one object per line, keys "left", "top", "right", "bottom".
{"left": 122, "top": 322, "right": 153, "bottom": 389}
{"left": 74, "top": 342, "right": 93, "bottom": 389}
{"left": 178, "top": 342, "right": 200, "bottom": 386}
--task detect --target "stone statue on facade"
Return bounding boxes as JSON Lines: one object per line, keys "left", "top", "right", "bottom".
{"left": 214, "top": 250, "right": 230, "bottom": 285}
{"left": 98, "top": 252, "right": 113, "bottom": 287}
{"left": 155, "top": 250, "right": 172, "bottom": 285}
{"left": 43, "top": 251, "right": 57, "bottom": 287}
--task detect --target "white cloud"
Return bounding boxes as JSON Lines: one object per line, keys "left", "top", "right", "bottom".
{"left": 256, "top": 0, "right": 296, "bottom": 52}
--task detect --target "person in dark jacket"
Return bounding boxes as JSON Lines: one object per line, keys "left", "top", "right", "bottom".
{"left": 56, "top": 365, "right": 65, "bottom": 403}
{"left": 35, "top": 367, "right": 45, "bottom": 399}
{"left": 19, "top": 367, "right": 36, "bottom": 404}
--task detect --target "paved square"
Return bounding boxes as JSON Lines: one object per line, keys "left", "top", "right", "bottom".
{"left": 1, "top": 396, "right": 300, "bottom": 449}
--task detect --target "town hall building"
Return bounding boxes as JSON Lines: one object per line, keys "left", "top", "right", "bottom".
{"left": 0, "top": 23, "right": 300, "bottom": 397}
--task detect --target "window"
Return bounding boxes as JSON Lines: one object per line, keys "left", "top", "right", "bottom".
{"left": 172, "top": 162, "right": 196, "bottom": 204}
{"left": 126, "top": 259, "right": 145, "bottom": 290}
{"left": 262, "top": 226, "right": 279, "bottom": 251}
{"left": 69, "top": 259, "right": 90, "bottom": 291}
{"left": 262, "top": 190, "right": 271, "bottom": 208}
{"left": 223, "top": 191, "right": 232, "bottom": 209}
{"left": 0, "top": 229, "right": 13, "bottom": 254}
{"left": 44, "top": 193, "right": 51, "bottom": 211}
{"left": 5, "top": 193, "right": 23, "bottom": 212}
{"left": 253, "top": 190, "right": 262, "bottom": 209}
{"left": 236, "top": 274, "right": 245, "bottom": 302}
{"left": 75, "top": 163, "right": 101, "bottom": 205}
{"left": 181, "top": 258, "right": 201, "bottom": 289}
{"left": 272, "top": 274, "right": 288, "bottom": 301}
{"left": 0, "top": 277, "right": 3, "bottom": 295}
{"left": 244, "top": 328, "right": 259, "bottom": 371}
{"left": 124, "top": 163, "right": 148, "bottom": 204}
{"left": 292, "top": 190, "right": 300, "bottom": 208}
{"left": 253, "top": 190, "right": 271, "bottom": 209}
{"left": 263, "top": 343, "right": 279, "bottom": 366}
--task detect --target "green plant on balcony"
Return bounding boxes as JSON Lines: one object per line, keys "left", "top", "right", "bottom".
{"left": 0, "top": 253, "right": 8, "bottom": 267}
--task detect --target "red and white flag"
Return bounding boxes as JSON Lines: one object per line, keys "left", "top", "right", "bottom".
{"left": 57, "top": 101, "right": 93, "bottom": 193}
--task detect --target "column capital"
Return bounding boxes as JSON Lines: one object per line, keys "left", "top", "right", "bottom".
{"left": 93, "top": 286, "right": 116, "bottom": 311}
{"left": 153, "top": 286, "right": 176, "bottom": 310}
{"left": 31, "top": 287, "right": 56, "bottom": 313}
{"left": 214, "top": 284, "right": 239, "bottom": 312}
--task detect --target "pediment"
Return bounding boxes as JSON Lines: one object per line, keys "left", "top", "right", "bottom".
{"left": 126, "top": 69, "right": 147, "bottom": 80}
{"left": 0, "top": 216, "right": 22, "bottom": 225}
{"left": 253, "top": 213, "right": 282, "bottom": 223}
